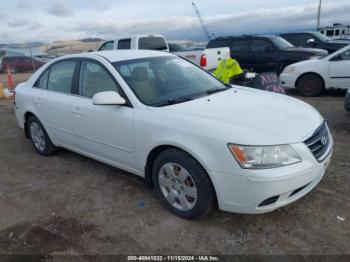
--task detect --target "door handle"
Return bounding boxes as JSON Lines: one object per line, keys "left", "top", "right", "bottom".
{"left": 71, "top": 108, "right": 82, "bottom": 117}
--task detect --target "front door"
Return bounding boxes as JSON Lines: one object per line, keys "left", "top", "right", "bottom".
{"left": 329, "top": 49, "right": 350, "bottom": 89}
{"left": 250, "top": 39, "right": 277, "bottom": 73}
{"left": 72, "top": 59, "right": 136, "bottom": 171}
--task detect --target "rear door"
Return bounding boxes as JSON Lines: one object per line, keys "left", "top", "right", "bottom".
{"left": 329, "top": 49, "right": 350, "bottom": 89}
{"left": 71, "top": 59, "right": 136, "bottom": 170}
{"left": 230, "top": 39, "right": 251, "bottom": 69}
{"left": 250, "top": 39, "right": 277, "bottom": 73}
{"left": 32, "top": 59, "right": 79, "bottom": 147}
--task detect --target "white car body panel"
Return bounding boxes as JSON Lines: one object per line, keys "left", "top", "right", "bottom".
{"left": 280, "top": 45, "right": 350, "bottom": 90}
{"left": 14, "top": 50, "right": 333, "bottom": 214}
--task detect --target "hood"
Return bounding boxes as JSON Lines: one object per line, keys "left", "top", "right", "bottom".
{"left": 285, "top": 47, "right": 328, "bottom": 56}
{"left": 152, "top": 87, "right": 324, "bottom": 145}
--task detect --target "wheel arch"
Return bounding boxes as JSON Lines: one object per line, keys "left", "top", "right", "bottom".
{"left": 24, "top": 111, "right": 37, "bottom": 138}
{"left": 144, "top": 144, "right": 218, "bottom": 206}
{"left": 296, "top": 72, "right": 326, "bottom": 90}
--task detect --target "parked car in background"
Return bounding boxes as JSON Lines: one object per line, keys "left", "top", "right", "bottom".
{"left": 280, "top": 45, "right": 350, "bottom": 96}
{"left": 98, "top": 34, "right": 230, "bottom": 71}
{"left": 207, "top": 35, "right": 328, "bottom": 73}
{"left": 1, "top": 56, "right": 46, "bottom": 73}
{"left": 345, "top": 88, "right": 350, "bottom": 112}
{"left": 14, "top": 50, "right": 332, "bottom": 219}
{"left": 280, "top": 32, "right": 349, "bottom": 54}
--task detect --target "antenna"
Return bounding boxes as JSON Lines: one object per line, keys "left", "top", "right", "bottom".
{"left": 192, "top": 1, "right": 213, "bottom": 40}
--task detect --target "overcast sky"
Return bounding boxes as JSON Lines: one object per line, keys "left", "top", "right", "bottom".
{"left": 0, "top": 0, "right": 349, "bottom": 44}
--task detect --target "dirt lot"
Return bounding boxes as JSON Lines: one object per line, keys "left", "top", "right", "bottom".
{"left": 0, "top": 73, "right": 349, "bottom": 259}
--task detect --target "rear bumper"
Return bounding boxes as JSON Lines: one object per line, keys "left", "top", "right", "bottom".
{"left": 345, "top": 91, "right": 350, "bottom": 112}
{"left": 209, "top": 142, "right": 332, "bottom": 214}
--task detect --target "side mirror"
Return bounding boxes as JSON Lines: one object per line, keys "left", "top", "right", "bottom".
{"left": 87, "top": 49, "right": 94, "bottom": 52}
{"left": 307, "top": 38, "right": 317, "bottom": 47}
{"left": 265, "top": 46, "right": 274, "bottom": 53}
{"left": 92, "top": 91, "right": 126, "bottom": 105}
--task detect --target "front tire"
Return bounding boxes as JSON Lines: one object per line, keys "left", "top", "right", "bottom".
{"left": 296, "top": 74, "right": 324, "bottom": 97}
{"left": 27, "top": 116, "right": 57, "bottom": 156}
{"left": 152, "top": 149, "right": 214, "bottom": 219}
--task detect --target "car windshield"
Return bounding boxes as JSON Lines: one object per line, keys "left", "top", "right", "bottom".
{"left": 113, "top": 56, "right": 228, "bottom": 107}
{"left": 271, "top": 36, "right": 294, "bottom": 49}
{"left": 312, "top": 32, "right": 332, "bottom": 42}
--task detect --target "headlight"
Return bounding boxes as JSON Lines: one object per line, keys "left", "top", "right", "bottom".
{"left": 283, "top": 66, "right": 295, "bottom": 73}
{"left": 228, "top": 144, "right": 302, "bottom": 169}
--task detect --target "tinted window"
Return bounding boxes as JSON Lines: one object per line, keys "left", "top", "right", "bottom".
{"left": 117, "top": 39, "right": 131, "bottom": 49}
{"left": 251, "top": 40, "right": 273, "bottom": 52}
{"left": 207, "top": 39, "right": 232, "bottom": 48}
{"left": 47, "top": 60, "right": 76, "bottom": 94}
{"left": 79, "top": 60, "right": 120, "bottom": 98}
{"left": 326, "top": 30, "right": 334, "bottom": 37}
{"left": 231, "top": 40, "right": 250, "bottom": 53}
{"left": 168, "top": 43, "right": 187, "bottom": 52}
{"left": 282, "top": 34, "right": 309, "bottom": 46}
{"left": 99, "top": 41, "right": 114, "bottom": 51}
{"left": 36, "top": 70, "right": 49, "bottom": 89}
{"left": 138, "top": 37, "right": 167, "bottom": 50}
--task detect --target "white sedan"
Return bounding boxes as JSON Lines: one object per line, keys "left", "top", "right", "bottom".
{"left": 280, "top": 45, "right": 350, "bottom": 96}
{"left": 14, "top": 50, "right": 333, "bottom": 218}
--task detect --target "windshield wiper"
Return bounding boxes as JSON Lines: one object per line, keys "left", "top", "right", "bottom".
{"left": 206, "top": 85, "right": 231, "bottom": 95}
{"left": 154, "top": 97, "right": 193, "bottom": 107}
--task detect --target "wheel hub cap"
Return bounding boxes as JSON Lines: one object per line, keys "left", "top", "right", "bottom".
{"left": 30, "top": 122, "right": 46, "bottom": 151}
{"left": 158, "top": 163, "right": 198, "bottom": 211}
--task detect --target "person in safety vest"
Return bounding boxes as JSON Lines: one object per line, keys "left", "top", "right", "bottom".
{"left": 213, "top": 58, "right": 243, "bottom": 84}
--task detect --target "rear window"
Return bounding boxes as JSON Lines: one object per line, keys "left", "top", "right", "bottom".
{"left": 138, "top": 37, "right": 167, "bottom": 51}
{"left": 207, "top": 39, "right": 232, "bottom": 48}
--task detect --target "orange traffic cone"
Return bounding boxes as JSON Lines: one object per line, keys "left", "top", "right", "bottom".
{"left": 0, "top": 83, "right": 4, "bottom": 99}
{"left": 7, "top": 66, "right": 14, "bottom": 89}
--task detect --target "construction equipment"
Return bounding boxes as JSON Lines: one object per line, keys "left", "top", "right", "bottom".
{"left": 192, "top": 1, "right": 214, "bottom": 40}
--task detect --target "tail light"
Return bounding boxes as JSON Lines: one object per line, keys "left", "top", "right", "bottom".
{"left": 200, "top": 54, "right": 207, "bottom": 67}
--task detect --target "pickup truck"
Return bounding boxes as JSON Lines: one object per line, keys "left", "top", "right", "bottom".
{"left": 97, "top": 34, "right": 230, "bottom": 71}
{"left": 207, "top": 35, "right": 329, "bottom": 73}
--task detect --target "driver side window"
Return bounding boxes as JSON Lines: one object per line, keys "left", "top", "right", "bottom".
{"left": 79, "top": 60, "right": 121, "bottom": 98}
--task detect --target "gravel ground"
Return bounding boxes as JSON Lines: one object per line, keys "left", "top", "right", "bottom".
{"left": 0, "top": 83, "right": 349, "bottom": 260}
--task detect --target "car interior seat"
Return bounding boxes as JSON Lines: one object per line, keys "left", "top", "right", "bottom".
{"left": 130, "top": 66, "right": 158, "bottom": 104}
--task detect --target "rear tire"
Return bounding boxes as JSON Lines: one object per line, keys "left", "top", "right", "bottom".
{"left": 27, "top": 116, "right": 57, "bottom": 156}
{"left": 296, "top": 74, "right": 324, "bottom": 97}
{"left": 152, "top": 149, "right": 214, "bottom": 219}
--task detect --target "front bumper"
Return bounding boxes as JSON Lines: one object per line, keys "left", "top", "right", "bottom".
{"left": 279, "top": 73, "right": 298, "bottom": 88}
{"left": 210, "top": 141, "right": 333, "bottom": 214}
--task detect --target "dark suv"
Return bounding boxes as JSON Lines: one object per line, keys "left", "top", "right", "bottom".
{"left": 207, "top": 35, "right": 328, "bottom": 73}
{"left": 1, "top": 56, "right": 46, "bottom": 73}
{"left": 280, "top": 32, "right": 349, "bottom": 54}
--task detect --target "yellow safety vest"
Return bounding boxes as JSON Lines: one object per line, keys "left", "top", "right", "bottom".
{"left": 213, "top": 58, "right": 243, "bottom": 84}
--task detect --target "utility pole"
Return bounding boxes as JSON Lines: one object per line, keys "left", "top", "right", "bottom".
{"left": 317, "top": 0, "right": 322, "bottom": 29}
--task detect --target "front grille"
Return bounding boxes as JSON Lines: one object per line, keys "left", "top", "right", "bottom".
{"left": 304, "top": 122, "right": 330, "bottom": 161}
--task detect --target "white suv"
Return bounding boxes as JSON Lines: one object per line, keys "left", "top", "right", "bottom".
{"left": 14, "top": 50, "right": 333, "bottom": 218}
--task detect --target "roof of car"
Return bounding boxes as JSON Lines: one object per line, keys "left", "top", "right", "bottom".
{"left": 95, "top": 50, "right": 174, "bottom": 62}
{"left": 214, "top": 35, "right": 277, "bottom": 40}
{"left": 58, "top": 50, "right": 175, "bottom": 63}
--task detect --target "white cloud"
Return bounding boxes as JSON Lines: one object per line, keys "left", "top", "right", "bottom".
{"left": 47, "top": 0, "right": 75, "bottom": 17}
